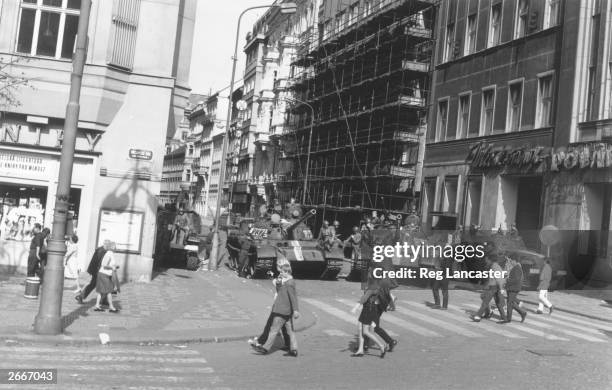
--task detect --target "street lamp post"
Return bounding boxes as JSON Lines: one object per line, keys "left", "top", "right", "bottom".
{"left": 283, "top": 97, "right": 314, "bottom": 205}
{"left": 34, "top": 0, "right": 92, "bottom": 334}
{"left": 209, "top": 2, "right": 297, "bottom": 271}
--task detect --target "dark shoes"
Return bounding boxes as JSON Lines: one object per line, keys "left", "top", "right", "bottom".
{"left": 286, "top": 350, "right": 298, "bottom": 357}
{"left": 109, "top": 308, "right": 119, "bottom": 313}
{"left": 520, "top": 312, "right": 527, "bottom": 323}
{"left": 253, "top": 346, "right": 268, "bottom": 355}
{"left": 93, "top": 306, "right": 104, "bottom": 312}
{"left": 388, "top": 340, "right": 398, "bottom": 352}
{"left": 75, "top": 295, "right": 83, "bottom": 304}
{"left": 549, "top": 306, "right": 554, "bottom": 315}
{"left": 497, "top": 320, "right": 510, "bottom": 324}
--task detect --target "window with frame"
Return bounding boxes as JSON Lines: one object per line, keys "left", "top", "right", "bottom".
{"left": 107, "top": 0, "right": 141, "bottom": 70}
{"left": 457, "top": 94, "right": 471, "bottom": 138}
{"left": 444, "top": 23, "right": 455, "bottom": 62}
{"left": 488, "top": 3, "right": 502, "bottom": 47}
{"left": 465, "top": 14, "right": 477, "bottom": 55}
{"left": 536, "top": 75, "right": 553, "bottom": 127}
{"left": 544, "top": 0, "right": 559, "bottom": 28}
{"left": 507, "top": 81, "right": 523, "bottom": 132}
{"left": 16, "top": 0, "right": 81, "bottom": 59}
{"left": 436, "top": 100, "right": 449, "bottom": 141}
{"left": 349, "top": 4, "right": 359, "bottom": 26}
{"left": 440, "top": 176, "right": 458, "bottom": 213}
{"left": 185, "top": 169, "right": 191, "bottom": 182}
{"left": 480, "top": 88, "right": 495, "bottom": 135}
{"left": 515, "top": 0, "right": 529, "bottom": 38}
{"left": 586, "top": 66, "right": 597, "bottom": 120}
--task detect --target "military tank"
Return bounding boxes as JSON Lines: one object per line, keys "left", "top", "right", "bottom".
{"left": 249, "top": 209, "right": 345, "bottom": 280}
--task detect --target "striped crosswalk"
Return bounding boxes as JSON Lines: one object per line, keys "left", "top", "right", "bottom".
{"left": 0, "top": 345, "right": 227, "bottom": 389}
{"left": 303, "top": 295, "right": 611, "bottom": 344}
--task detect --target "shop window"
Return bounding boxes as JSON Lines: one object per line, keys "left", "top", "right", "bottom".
{"left": 16, "top": 0, "right": 81, "bottom": 59}
{"left": 464, "top": 176, "right": 482, "bottom": 227}
{"left": 422, "top": 177, "right": 436, "bottom": 221}
{"left": 440, "top": 176, "right": 458, "bottom": 213}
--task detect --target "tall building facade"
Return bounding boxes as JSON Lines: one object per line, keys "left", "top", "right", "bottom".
{"left": 0, "top": 0, "right": 196, "bottom": 281}
{"left": 233, "top": 0, "right": 319, "bottom": 216}
{"left": 424, "top": 0, "right": 611, "bottom": 285}
{"left": 546, "top": 0, "right": 612, "bottom": 284}
{"left": 279, "top": 0, "right": 436, "bottom": 230}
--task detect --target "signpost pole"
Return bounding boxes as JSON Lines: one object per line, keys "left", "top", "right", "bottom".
{"left": 34, "top": 0, "right": 92, "bottom": 335}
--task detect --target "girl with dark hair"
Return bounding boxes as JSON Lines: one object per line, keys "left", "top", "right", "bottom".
{"left": 350, "top": 273, "right": 388, "bottom": 358}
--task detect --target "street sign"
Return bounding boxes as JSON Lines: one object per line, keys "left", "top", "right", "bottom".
{"left": 129, "top": 149, "right": 153, "bottom": 160}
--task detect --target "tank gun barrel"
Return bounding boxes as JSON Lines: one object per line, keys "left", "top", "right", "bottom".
{"left": 287, "top": 209, "right": 316, "bottom": 233}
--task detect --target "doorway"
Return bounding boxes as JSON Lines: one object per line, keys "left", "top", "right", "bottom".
{"left": 515, "top": 176, "right": 543, "bottom": 249}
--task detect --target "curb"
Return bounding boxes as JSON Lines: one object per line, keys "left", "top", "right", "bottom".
{"left": 0, "top": 311, "right": 318, "bottom": 347}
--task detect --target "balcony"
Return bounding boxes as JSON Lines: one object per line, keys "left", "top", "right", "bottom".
{"left": 578, "top": 118, "right": 612, "bottom": 142}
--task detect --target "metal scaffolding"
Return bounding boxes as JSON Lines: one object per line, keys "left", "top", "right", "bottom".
{"left": 277, "top": 0, "right": 437, "bottom": 216}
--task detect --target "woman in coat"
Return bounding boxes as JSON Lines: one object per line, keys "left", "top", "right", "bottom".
{"left": 351, "top": 276, "right": 388, "bottom": 358}
{"left": 93, "top": 241, "right": 119, "bottom": 313}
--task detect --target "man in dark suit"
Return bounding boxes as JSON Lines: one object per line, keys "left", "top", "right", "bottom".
{"left": 500, "top": 257, "right": 527, "bottom": 323}
{"left": 75, "top": 240, "right": 108, "bottom": 304}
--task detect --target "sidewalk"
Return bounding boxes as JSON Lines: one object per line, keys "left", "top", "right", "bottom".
{"left": 0, "top": 267, "right": 316, "bottom": 345}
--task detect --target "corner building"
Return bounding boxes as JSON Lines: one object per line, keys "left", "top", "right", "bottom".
{"left": 425, "top": 0, "right": 612, "bottom": 286}
{"left": 0, "top": 0, "right": 196, "bottom": 281}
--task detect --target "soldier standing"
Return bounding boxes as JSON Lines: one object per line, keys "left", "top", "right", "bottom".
{"left": 237, "top": 223, "right": 253, "bottom": 278}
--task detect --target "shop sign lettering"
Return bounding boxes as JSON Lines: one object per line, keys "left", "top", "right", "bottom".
{"left": 550, "top": 142, "right": 612, "bottom": 171}
{"left": 466, "top": 142, "right": 546, "bottom": 169}
{"left": 0, "top": 151, "right": 47, "bottom": 178}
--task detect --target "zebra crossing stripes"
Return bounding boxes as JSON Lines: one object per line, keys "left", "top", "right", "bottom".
{"left": 403, "top": 302, "right": 525, "bottom": 339}
{"left": 306, "top": 296, "right": 608, "bottom": 344}
{"left": 461, "top": 303, "right": 571, "bottom": 341}
{"left": 0, "top": 345, "right": 224, "bottom": 389}
{"left": 331, "top": 298, "right": 442, "bottom": 337}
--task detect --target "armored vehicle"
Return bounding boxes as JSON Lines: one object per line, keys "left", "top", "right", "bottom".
{"left": 249, "top": 209, "right": 344, "bottom": 280}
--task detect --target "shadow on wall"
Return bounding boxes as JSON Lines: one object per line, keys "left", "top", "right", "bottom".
{"left": 98, "top": 162, "right": 157, "bottom": 283}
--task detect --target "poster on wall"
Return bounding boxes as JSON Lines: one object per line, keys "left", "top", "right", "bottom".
{"left": 97, "top": 209, "right": 144, "bottom": 254}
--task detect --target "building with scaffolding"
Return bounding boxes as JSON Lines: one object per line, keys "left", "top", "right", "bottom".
{"left": 278, "top": 0, "right": 437, "bottom": 231}
{"left": 231, "top": 0, "right": 319, "bottom": 217}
